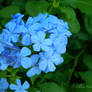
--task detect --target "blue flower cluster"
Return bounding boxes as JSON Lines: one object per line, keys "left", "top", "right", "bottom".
{"left": 0, "top": 13, "right": 71, "bottom": 77}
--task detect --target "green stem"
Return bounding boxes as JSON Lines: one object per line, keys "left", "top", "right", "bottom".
{"left": 68, "top": 49, "right": 85, "bottom": 83}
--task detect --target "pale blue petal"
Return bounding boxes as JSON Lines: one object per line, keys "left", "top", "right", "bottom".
{"left": 9, "top": 84, "right": 18, "bottom": 90}
{"left": 39, "top": 60, "right": 47, "bottom": 71}
{"left": 41, "top": 19, "right": 49, "bottom": 29}
{"left": 48, "top": 62, "right": 56, "bottom": 72}
{"left": 21, "top": 57, "right": 32, "bottom": 69}
{"left": 31, "top": 35, "right": 38, "bottom": 43}
{"left": 12, "top": 34, "right": 19, "bottom": 42}
{"left": 41, "top": 45, "right": 50, "bottom": 51}
{"left": 16, "top": 79, "right": 21, "bottom": 87}
{"left": 15, "top": 90, "right": 27, "bottom": 92}
{"left": 5, "top": 21, "right": 16, "bottom": 32}
{"left": 0, "top": 78, "right": 8, "bottom": 89}
{"left": 0, "top": 47, "right": 4, "bottom": 54}
{"left": 0, "top": 64, "right": 8, "bottom": 70}
{"left": 22, "top": 34, "right": 31, "bottom": 45}
{"left": 30, "top": 54, "right": 39, "bottom": 66}
{"left": 44, "top": 39, "right": 52, "bottom": 45}
{"left": 48, "top": 15, "right": 58, "bottom": 24}
{"left": 26, "top": 17, "right": 33, "bottom": 26}
{"left": 22, "top": 81, "right": 30, "bottom": 89}
{"left": 52, "top": 54, "right": 64, "bottom": 65}
{"left": 38, "top": 31, "right": 46, "bottom": 40}
{"left": 20, "top": 47, "right": 31, "bottom": 56}
{"left": 27, "top": 66, "right": 41, "bottom": 77}
{"left": 33, "top": 44, "right": 41, "bottom": 51}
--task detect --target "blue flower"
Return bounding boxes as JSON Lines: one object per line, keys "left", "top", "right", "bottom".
{"left": 9, "top": 79, "right": 30, "bottom": 92}
{"left": 15, "top": 47, "right": 31, "bottom": 68}
{"left": 6, "top": 47, "right": 31, "bottom": 69}
{"left": 0, "top": 78, "right": 8, "bottom": 92}
{"left": 21, "top": 54, "right": 41, "bottom": 77}
{"left": 50, "top": 34, "right": 68, "bottom": 54}
{"left": 38, "top": 51, "right": 64, "bottom": 73}
{"left": 0, "top": 13, "right": 72, "bottom": 77}
{"left": 31, "top": 31, "right": 52, "bottom": 51}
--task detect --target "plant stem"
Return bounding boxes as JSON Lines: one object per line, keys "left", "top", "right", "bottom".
{"left": 68, "top": 49, "right": 85, "bottom": 83}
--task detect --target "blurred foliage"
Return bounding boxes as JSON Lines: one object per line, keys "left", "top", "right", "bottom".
{"left": 0, "top": 0, "right": 92, "bottom": 92}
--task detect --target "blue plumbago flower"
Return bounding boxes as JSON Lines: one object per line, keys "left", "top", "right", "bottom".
{"left": 31, "top": 31, "right": 52, "bottom": 51}
{"left": 21, "top": 54, "right": 41, "bottom": 77}
{"left": 38, "top": 51, "right": 64, "bottom": 73}
{"left": 13, "top": 47, "right": 31, "bottom": 68}
{"left": 50, "top": 34, "right": 68, "bottom": 54}
{"left": 0, "top": 78, "right": 8, "bottom": 92}
{"left": 0, "top": 13, "right": 72, "bottom": 77}
{"left": 9, "top": 79, "right": 30, "bottom": 92}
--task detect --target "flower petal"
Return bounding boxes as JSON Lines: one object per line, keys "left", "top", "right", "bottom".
{"left": 9, "top": 84, "right": 18, "bottom": 90}
{"left": 44, "top": 39, "right": 52, "bottom": 45}
{"left": 39, "top": 60, "right": 47, "bottom": 71}
{"left": 20, "top": 47, "right": 31, "bottom": 56}
{"left": 22, "top": 81, "right": 30, "bottom": 89}
{"left": 21, "top": 57, "right": 32, "bottom": 69}
{"left": 48, "top": 62, "right": 56, "bottom": 72}
{"left": 33, "top": 44, "right": 40, "bottom": 51}
{"left": 22, "top": 34, "right": 31, "bottom": 45}
{"left": 16, "top": 79, "right": 21, "bottom": 87}
{"left": 27, "top": 66, "right": 41, "bottom": 77}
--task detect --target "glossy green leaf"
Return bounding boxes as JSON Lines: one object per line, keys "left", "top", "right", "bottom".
{"left": 79, "top": 71, "right": 92, "bottom": 85}
{"left": 83, "top": 54, "right": 92, "bottom": 70}
{"left": 39, "top": 83, "right": 66, "bottom": 92}
{"left": 25, "top": 0, "right": 49, "bottom": 17}
{"left": 84, "top": 15, "right": 92, "bottom": 34}
{"left": 61, "top": 0, "right": 92, "bottom": 15}
{"left": 0, "top": 6, "right": 20, "bottom": 18}
{"left": 76, "top": 32, "right": 91, "bottom": 40}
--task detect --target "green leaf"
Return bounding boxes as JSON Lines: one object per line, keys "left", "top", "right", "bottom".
{"left": 11, "top": 0, "right": 26, "bottom": 10}
{"left": 83, "top": 54, "right": 92, "bottom": 70}
{"left": 60, "top": 7, "right": 80, "bottom": 33}
{"left": 0, "top": 6, "right": 20, "bottom": 18}
{"left": 61, "top": 0, "right": 92, "bottom": 15}
{"left": 76, "top": 32, "right": 91, "bottom": 40}
{"left": 84, "top": 15, "right": 92, "bottom": 35}
{"left": 25, "top": 0, "right": 49, "bottom": 17}
{"left": 79, "top": 71, "right": 92, "bottom": 85}
{"left": 39, "top": 83, "right": 66, "bottom": 92}
{"left": 0, "top": 0, "right": 3, "bottom": 3}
